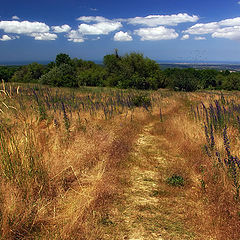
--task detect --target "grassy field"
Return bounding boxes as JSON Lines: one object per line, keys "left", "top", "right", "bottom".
{"left": 0, "top": 81, "right": 240, "bottom": 239}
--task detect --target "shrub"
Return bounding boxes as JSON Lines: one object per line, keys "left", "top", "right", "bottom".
{"left": 167, "top": 174, "right": 185, "bottom": 187}
{"left": 132, "top": 94, "right": 151, "bottom": 108}
{"left": 39, "top": 64, "right": 77, "bottom": 88}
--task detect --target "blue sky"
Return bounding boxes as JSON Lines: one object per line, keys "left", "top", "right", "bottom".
{"left": 1, "top": 0, "right": 240, "bottom": 63}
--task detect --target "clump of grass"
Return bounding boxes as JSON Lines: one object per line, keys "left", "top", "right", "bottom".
{"left": 61, "top": 101, "right": 70, "bottom": 131}
{"left": 33, "top": 89, "right": 47, "bottom": 121}
{"left": 132, "top": 94, "right": 151, "bottom": 108}
{"left": 167, "top": 174, "right": 185, "bottom": 187}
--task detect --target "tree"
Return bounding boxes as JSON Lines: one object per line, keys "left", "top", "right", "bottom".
{"left": 39, "top": 64, "right": 77, "bottom": 87}
{"left": 223, "top": 73, "right": 240, "bottom": 90}
{"left": 0, "top": 66, "right": 20, "bottom": 82}
{"left": 77, "top": 67, "right": 107, "bottom": 87}
{"left": 103, "top": 54, "right": 122, "bottom": 74}
{"left": 11, "top": 63, "right": 44, "bottom": 83}
{"left": 103, "top": 51, "right": 161, "bottom": 90}
{"left": 197, "top": 69, "right": 218, "bottom": 89}
{"left": 170, "top": 69, "right": 198, "bottom": 92}
{"left": 55, "top": 53, "right": 71, "bottom": 67}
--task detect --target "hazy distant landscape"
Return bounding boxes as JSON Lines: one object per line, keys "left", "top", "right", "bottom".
{"left": 160, "top": 62, "right": 240, "bottom": 71}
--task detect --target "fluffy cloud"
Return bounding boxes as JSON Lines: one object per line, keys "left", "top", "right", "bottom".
{"left": 184, "top": 22, "right": 219, "bottom": 35}
{"left": 77, "top": 16, "right": 110, "bottom": 23}
{"left": 12, "top": 16, "right": 20, "bottom": 20}
{"left": 134, "top": 26, "right": 178, "bottom": 41}
{"left": 75, "top": 16, "right": 123, "bottom": 36}
{"left": 114, "top": 31, "right": 132, "bottom": 41}
{"left": 184, "top": 16, "right": 240, "bottom": 41}
{"left": 212, "top": 26, "right": 240, "bottom": 40}
{"left": 52, "top": 24, "right": 71, "bottom": 33}
{"left": 0, "top": 35, "right": 12, "bottom": 41}
{"left": 185, "top": 17, "right": 240, "bottom": 36}
{"left": 194, "top": 36, "right": 206, "bottom": 40}
{"left": 0, "top": 35, "right": 14, "bottom": 41}
{"left": 0, "top": 20, "right": 59, "bottom": 41}
{"left": 0, "top": 20, "right": 49, "bottom": 34}
{"left": 181, "top": 34, "right": 190, "bottom": 40}
{"left": 126, "top": 13, "right": 199, "bottom": 27}
{"left": 219, "top": 17, "right": 240, "bottom": 26}
{"left": 30, "top": 33, "right": 57, "bottom": 40}
{"left": 0, "top": 34, "right": 20, "bottom": 41}
{"left": 67, "top": 30, "right": 84, "bottom": 42}
{"left": 78, "top": 22, "right": 122, "bottom": 35}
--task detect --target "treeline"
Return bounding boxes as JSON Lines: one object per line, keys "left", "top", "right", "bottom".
{"left": 1, "top": 52, "right": 240, "bottom": 91}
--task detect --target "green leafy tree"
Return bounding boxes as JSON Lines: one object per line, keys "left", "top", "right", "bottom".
{"left": 103, "top": 51, "right": 161, "bottom": 90}
{"left": 77, "top": 66, "right": 107, "bottom": 87}
{"left": 11, "top": 63, "right": 44, "bottom": 83}
{"left": 223, "top": 73, "right": 240, "bottom": 90}
{"left": 55, "top": 53, "right": 71, "bottom": 67}
{"left": 0, "top": 66, "right": 20, "bottom": 82}
{"left": 103, "top": 54, "right": 122, "bottom": 74}
{"left": 39, "top": 64, "right": 77, "bottom": 87}
{"left": 170, "top": 69, "right": 198, "bottom": 92}
{"left": 197, "top": 69, "right": 218, "bottom": 89}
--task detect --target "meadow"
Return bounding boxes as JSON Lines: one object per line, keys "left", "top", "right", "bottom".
{"left": 0, "top": 81, "right": 240, "bottom": 239}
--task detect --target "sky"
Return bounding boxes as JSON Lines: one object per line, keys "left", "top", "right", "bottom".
{"left": 1, "top": 0, "right": 240, "bottom": 63}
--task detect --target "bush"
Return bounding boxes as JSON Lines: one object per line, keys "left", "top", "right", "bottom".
{"left": 77, "top": 67, "right": 107, "bottom": 87}
{"left": 103, "top": 52, "right": 161, "bottom": 90}
{"left": 132, "top": 94, "right": 151, "bottom": 108}
{"left": 222, "top": 73, "right": 240, "bottom": 90}
{"left": 39, "top": 64, "right": 77, "bottom": 88}
{"left": 11, "top": 63, "right": 45, "bottom": 83}
{"left": 167, "top": 174, "right": 185, "bottom": 187}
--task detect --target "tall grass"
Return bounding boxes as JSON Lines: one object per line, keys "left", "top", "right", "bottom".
{"left": 0, "top": 82, "right": 155, "bottom": 239}
{"left": 2, "top": 82, "right": 240, "bottom": 239}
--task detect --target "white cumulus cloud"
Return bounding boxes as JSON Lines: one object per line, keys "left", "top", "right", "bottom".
{"left": 0, "top": 34, "right": 19, "bottom": 41}
{"left": 29, "top": 33, "right": 57, "bottom": 40}
{"left": 184, "top": 16, "right": 240, "bottom": 41}
{"left": 219, "top": 17, "right": 240, "bottom": 26}
{"left": 52, "top": 24, "right": 71, "bottom": 33}
{"left": 0, "top": 35, "right": 12, "bottom": 41}
{"left": 12, "top": 16, "right": 20, "bottom": 20}
{"left": 0, "top": 20, "right": 59, "bottom": 41}
{"left": 181, "top": 34, "right": 190, "bottom": 40}
{"left": 114, "top": 31, "right": 132, "bottom": 41}
{"left": 212, "top": 26, "right": 240, "bottom": 40}
{"left": 134, "top": 26, "right": 178, "bottom": 41}
{"left": 77, "top": 16, "right": 109, "bottom": 23}
{"left": 0, "top": 20, "right": 49, "bottom": 34}
{"left": 194, "top": 36, "right": 206, "bottom": 40}
{"left": 78, "top": 21, "right": 122, "bottom": 35}
{"left": 126, "top": 13, "right": 199, "bottom": 27}
{"left": 67, "top": 30, "right": 85, "bottom": 42}
{"left": 184, "top": 22, "right": 219, "bottom": 35}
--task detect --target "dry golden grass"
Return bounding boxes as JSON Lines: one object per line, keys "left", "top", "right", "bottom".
{"left": 0, "top": 83, "right": 240, "bottom": 239}
{"left": 153, "top": 92, "right": 240, "bottom": 240}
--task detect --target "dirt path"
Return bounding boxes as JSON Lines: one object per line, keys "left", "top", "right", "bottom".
{"left": 118, "top": 121, "right": 197, "bottom": 240}
{"left": 102, "top": 106, "right": 216, "bottom": 240}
